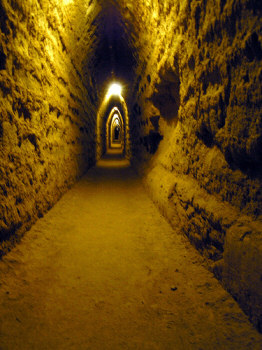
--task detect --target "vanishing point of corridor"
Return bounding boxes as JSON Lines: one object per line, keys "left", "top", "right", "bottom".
{"left": 0, "top": 152, "right": 261, "bottom": 349}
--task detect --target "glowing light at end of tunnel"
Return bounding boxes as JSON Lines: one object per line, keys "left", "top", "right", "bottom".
{"left": 112, "top": 113, "right": 120, "bottom": 126}
{"left": 107, "top": 83, "right": 122, "bottom": 98}
{"left": 114, "top": 116, "right": 120, "bottom": 125}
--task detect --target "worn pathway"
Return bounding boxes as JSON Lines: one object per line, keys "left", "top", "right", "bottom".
{"left": 0, "top": 152, "right": 261, "bottom": 349}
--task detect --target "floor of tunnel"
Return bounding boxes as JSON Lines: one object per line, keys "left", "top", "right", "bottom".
{"left": 0, "top": 153, "right": 261, "bottom": 350}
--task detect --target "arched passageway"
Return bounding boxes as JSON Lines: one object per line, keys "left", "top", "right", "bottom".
{"left": 106, "top": 107, "right": 124, "bottom": 150}
{"left": 96, "top": 87, "right": 130, "bottom": 160}
{"left": 0, "top": 0, "right": 261, "bottom": 344}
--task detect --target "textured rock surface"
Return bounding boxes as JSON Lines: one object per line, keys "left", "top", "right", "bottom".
{"left": 1, "top": 155, "right": 262, "bottom": 349}
{"left": 0, "top": 0, "right": 99, "bottom": 252}
{"left": 0, "top": 0, "right": 261, "bottom": 332}
{"left": 122, "top": 0, "right": 262, "bottom": 331}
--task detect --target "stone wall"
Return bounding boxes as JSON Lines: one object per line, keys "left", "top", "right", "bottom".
{"left": 0, "top": 0, "right": 261, "bottom": 332}
{"left": 0, "top": 0, "right": 99, "bottom": 254}
{"left": 118, "top": 0, "right": 262, "bottom": 331}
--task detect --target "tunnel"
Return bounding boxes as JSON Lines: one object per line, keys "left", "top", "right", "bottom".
{"left": 0, "top": 0, "right": 262, "bottom": 347}
{"left": 107, "top": 107, "right": 124, "bottom": 149}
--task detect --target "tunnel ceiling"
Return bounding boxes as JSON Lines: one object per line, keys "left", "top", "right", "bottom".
{"left": 78, "top": 0, "right": 139, "bottom": 99}
{"left": 91, "top": 1, "right": 137, "bottom": 92}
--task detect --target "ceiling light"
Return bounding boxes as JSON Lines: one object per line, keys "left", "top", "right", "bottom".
{"left": 107, "top": 83, "right": 122, "bottom": 98}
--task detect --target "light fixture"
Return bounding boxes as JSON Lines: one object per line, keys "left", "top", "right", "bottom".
{"left": 107, "top": 83, "right": 122, "bottom": 98}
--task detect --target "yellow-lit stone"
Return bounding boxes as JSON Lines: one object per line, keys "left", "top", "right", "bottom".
{"left": 0, "top": 0, "right": 261, "bottom": 333}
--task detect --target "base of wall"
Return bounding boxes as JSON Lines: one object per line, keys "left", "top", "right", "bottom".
{"left": 137, "top": 160, "right": 262, "bottom": 332}
{"left": 0, "top": 158, "right": 95, "bottom": 258}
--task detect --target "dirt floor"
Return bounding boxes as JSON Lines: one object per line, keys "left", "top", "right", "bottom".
{"left": 0, "top": 151, "right": 262, "bottom": 349}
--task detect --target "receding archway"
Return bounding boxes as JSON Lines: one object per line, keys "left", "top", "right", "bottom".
{"left": 97, "top": 91, "right": 130, "bottom": 160}
{"left": 106, "top": 107, "right": 124, "bottom": 151}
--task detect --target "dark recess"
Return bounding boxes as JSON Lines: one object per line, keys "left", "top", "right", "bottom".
{"left": 142, "top": 131, "right": 163, "bottom": 154}
{"left": 18, "top": 104, "right": 31, "bottom": 120}
{"left": 246, "top": 0, "right": 262, "bottom": 13}
{"left": 196, "top": 123, "right": 213, "bottom": 147}
{"left": 0, "top": 48, "right": 6, "bottom": 70}
{"left": 0, "top": 3, "right": 9, "bottom": 35}
{"left": 151, "top": 66, "right": 180, "bottom": 123}
{"left": 224, "top": 141, "right": 262, "bottom": 180}
{"left": 244, "top": 32, "right": 262, "bottom": 61}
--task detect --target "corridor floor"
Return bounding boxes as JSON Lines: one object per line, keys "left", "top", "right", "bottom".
{"left": 0, "top": 153, "right": 261, "bottom": 350}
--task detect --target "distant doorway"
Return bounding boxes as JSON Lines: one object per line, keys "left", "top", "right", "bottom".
{"left": 114, "top": 126, "right": 120, "bottom": 141}
{"left": 97, "top": 92, "right": 130, "bottom": 160}
{"left": 106, "top": 108, "right": 124, "bottom": 151}
{"left": 110, "top": 113, "right": 122, "bottom": 147}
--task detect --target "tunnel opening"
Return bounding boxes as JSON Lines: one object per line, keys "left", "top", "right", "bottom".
{"left": 97, "top": 89, "right": 130, "bottom": 160}
{"left": 106, "top": 107, "right": 124, "bottom": 151}
{"left": 114, "top": 126, "right": 120, "bottom": 141}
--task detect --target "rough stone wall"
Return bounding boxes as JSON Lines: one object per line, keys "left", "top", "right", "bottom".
{"left": 117, "top": 0, "right": 262, "bottom": 330}
{"left": 0, "top": 0, "right": 99, "bottom": 254}
{"left": 0, "top": 0, "right": 261, "bottom": 332}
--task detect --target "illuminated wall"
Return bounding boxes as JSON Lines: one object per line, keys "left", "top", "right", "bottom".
{"left": 121, "top": 0, "right": 262, "bottom": 331}
{"left": 0, "top": 0, "right": 261, "bottom": 331}
{"left": 0, "top": 0, "right": 99, "bottom": 250}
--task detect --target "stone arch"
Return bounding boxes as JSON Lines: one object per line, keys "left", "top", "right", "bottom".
{"left": 97, "top": 94, "right": 130, "bottom": 160}
{"left": 106, "top": 107, "right": 124, "bottom": 150}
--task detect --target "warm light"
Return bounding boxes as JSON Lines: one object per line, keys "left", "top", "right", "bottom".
{"left": 113, "top": 114, "right": 120, "bottom": 125}
{"left": 63, "top": 0, "right": 73, "bottom": 4}
{"left": 107, "top": 83, "right": 122, "bottom": 98}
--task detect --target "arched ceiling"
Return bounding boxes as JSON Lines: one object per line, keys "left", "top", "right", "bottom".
{"left": 69, "top": 0, "right": 139, "bottom": 102}
{"left": 92, "top": 2, "right": 137, "bottom": 90}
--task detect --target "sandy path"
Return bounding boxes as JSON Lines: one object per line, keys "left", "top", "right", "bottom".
{"left": 0, "top": 153, "right": 261, "bottom": 349}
